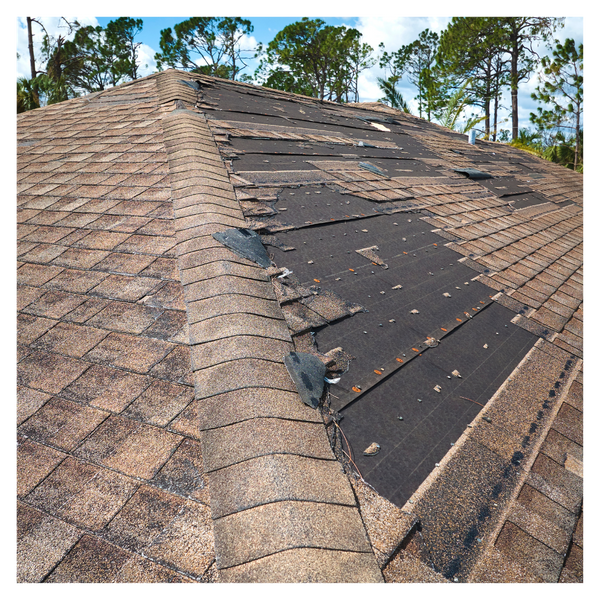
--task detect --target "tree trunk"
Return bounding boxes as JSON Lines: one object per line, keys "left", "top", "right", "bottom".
{"left": 493, "top": 95, "right": 499, "bottom": 142}
{"left": 27, "top": 17, "right": 36, "bottom": 79}
{"left": 574, "top": 104, "right": 580, "bottom": 171}
{"left": 510, "top": 31, "right": 519, "bottom": 141}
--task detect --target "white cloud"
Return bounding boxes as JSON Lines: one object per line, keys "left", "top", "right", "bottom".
{"left": 559, "top": 17, "right": 583, "bottom": 46}
{"left": 356, "top": 16, "right": 451, "bottom": 53}
{"left": 136, "top": 43, "right": 157, "bottom": 77}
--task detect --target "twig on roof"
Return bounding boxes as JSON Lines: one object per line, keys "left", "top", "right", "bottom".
{"left": 459, "top": 395, "right": 485, "bottom": 407}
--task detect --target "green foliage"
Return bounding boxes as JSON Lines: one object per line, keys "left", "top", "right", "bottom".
{"left": 530, "top": 38, "right": 583, "bottom": 171}
{"left": 507, "top": 127, "right": 582, "bottom": 172}
{"left": 18, "top": 72, "right": 77, "bottom": 112}
{"left": 154, "top": 17, "right": 254, "bottom": 80}
{"left": 494, "top": 17, "right": 563, "bottom": 140}
{"left": 380, "top": 29, "right": 442, "bottom": 120}
{"left": 55, "top": 19, "right": 144, "bottom": 93}
{"left": 543, "top": 132, "right": 583, "bottom": 172}
{"left": 376, "top": 77, "right": 410, "bottom": 112}
{"left": 255, "top": 18, "right": 373, "bottom": 102}
{"left": 43, "top": 18, "right": 141, "bottom": 97}
{"left": 436, "top": 79, "right": 486, "bottom": 133}
{"left": 105, "top": 17, "right": 145, "bottom": 81}
{"left": 437, "top": 18, "right": 510, "bottom": 139}
{"left": 17, "top": 77, "right": 42, "bottom": 113}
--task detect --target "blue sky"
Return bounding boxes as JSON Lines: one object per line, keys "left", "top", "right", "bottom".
{"left": 16, "top": 10, "right": 585, "bottom": 135}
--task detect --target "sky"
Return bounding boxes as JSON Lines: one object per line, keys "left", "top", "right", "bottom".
{"left": 14, "top": 14, "right": 586, "bottom": 136}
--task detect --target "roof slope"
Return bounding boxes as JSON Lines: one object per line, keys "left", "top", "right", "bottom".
{"left": 17, "top": 70, "right": 583, "bottom": 583}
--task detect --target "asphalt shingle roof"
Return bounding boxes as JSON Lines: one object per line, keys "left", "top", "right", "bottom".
{"left": 17, "top": 70, "right": 583, "bottom": 583}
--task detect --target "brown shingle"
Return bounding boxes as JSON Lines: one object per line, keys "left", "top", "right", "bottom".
{"left": 74, "top": 415, "right": 181, "bottom": 479}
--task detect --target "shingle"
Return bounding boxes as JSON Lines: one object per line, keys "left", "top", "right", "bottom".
{"left": 88, "top": 273, "right": 163, "bottom": 301}
{"left": 62, "top": 363, "right": 149, "bottom": 411}
{"left": 208, "top": 454, "right": 355, "bottom": 519}
{"left": 193, "top": 358, "right": 296, "bottom": 399}
{"left": 25, "top": 456, "right": 138, "bottom": 530}
{"left": 152, "top": 437, "right": 209, "bottom": 504}
{"left": 86, "top": 301, "right": 162, "bottom": 334}
{"left": 18, "top": 397, "right": 109, "bottom": 451}
{"left": 494, "top": 521, "right": 563, "bottom": 582}
{"left": 200, "top": 418, "right": 333, "bottom": 472}
{"left": 212, "top": 500, "right": 372, "bottom": 569}
{"left": 189, "top": 313, "right": 290, "bottom": 346}
{"left": 84, "top": 331, "right": 175, "bottom": 373}
{"left": 74, "top": 416, "right": 182, "bottom": 479}
{"left": 17, "top": 502, "right": 82, "bottom": 583}
{"left": 17, "top": 436, "right": 67, "bottom": 497}
{"left": 220, "top": 547, "right": 382, "bottom": 583}
{"left": 175, "top": 388, "right": 322, "bottom": 439}
{"left": 17, "top": 350, "right": 90, "bottom": 394}
{"left": 121, "top": 378, "right": 194, "bottom": 426}
{"left": 528, "top": 453, "right": 582, "bottom": 513}
{"left": 31, "top": 321, "right": 109, "bottom": 358}
{"left": 17, "top": 262, "right": 64, "bottom": 286}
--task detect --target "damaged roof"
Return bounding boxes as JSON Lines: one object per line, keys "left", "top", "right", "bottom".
{"left": 17, "top": 70, "right": 583, "bottom": 584}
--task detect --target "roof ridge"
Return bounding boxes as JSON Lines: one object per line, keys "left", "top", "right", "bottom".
{"left": 160, "top": 104, "right": 383, "bottom": 582}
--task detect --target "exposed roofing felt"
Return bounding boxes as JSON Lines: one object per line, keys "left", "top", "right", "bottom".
{"left": 17, "top": 70, "right": 583, "bottom": 583}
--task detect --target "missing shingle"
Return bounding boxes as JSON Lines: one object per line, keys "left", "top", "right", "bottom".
{"left": 178, "top": 79, "right": 200, "bottom": 91}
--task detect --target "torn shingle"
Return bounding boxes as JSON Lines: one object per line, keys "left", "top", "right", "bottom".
{"left": 453, "top": 168, "right": 493, "bottom": 180}
{"left": 212, "top": 227, "right": 272, "bottom": 268}
{"left": 355, "top": 245, "right": 388, "bottom": 269}
{"left": 359, "top": 162, "right": 389, "bottom": 177}
{"left": 284, "top": 352, "right": 327, "bottom": 409}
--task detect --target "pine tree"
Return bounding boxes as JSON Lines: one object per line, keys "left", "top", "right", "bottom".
{"left": 155, "top": 17, "right": 254, "bottom": 80}
{"left": 530, "top": 38, "right": 583, "bottom": 171}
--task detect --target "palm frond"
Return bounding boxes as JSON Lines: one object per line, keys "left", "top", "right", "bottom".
{"left": 377, "top": 77, "right": 411, "bottom": 113}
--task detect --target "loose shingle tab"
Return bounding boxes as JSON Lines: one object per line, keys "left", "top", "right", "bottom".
{"left": 359, "top": 161, "right": 389, "bottom": 177}
{"left": 453, "top": 168, "right": 493, "bottom": 180}
{"left": 284, "top": 351, "right": 327, "bottom": 408}
{"left": 212, "top": 227, "right": 272, "bottom": 268}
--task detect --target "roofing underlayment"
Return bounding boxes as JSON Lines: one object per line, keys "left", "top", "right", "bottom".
{"left": 17, "top": 70, "right": 583, "bottom": 583}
